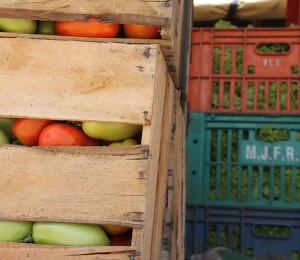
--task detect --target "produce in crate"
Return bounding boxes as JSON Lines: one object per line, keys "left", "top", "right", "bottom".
{"left": 55, "top": 17, "right": 120, "bottom": 38}
{"left": 0, "top": 129, "right": 9, "bottom": 144}
{"left": 38, "top": 123, "right": 101, "bottom": 146}
{"left": 37, "top": 21, "right": 56, "bottom": 35}
{"left": 12, "top": 118, "right": 56, "bottom": 146}
{"left": 123, "top": 24, "right": 161, "bottom": 39}
{"left": 0, "top": 18, "right": 37, "bottom": 34}
{"left": 102, "top": 224, "right": 131, "bottom": 236}
{"left": 82, "top": 121, "right": 142, "bottom": 141}
{"left": 0, "top": 118, "right": 15, "bottom": 138}
{"left": 0, "top": 220, "right": 33, "bottom": 242}
{"left": 109, "top": 230, "right": 132, "bottom": 247}
{"left": 108, "top": 138, "right": 138, "bottom": 146}
{"left": 32, "top": 222, "right": 110, "bottom": 246}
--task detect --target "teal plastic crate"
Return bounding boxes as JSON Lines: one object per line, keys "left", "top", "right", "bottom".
{"left": 186, "top": 112, "right": 300, "bottom": 208}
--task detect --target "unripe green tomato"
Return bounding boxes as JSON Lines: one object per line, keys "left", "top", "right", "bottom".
{"left": 37, "top": 21, "right": 56, "bottom": 35}
{"left": 0, "top": 118, "right": 15, "bottom": 138}
{"left": 109, "top": 138, "right": 138, "bottom": 146}
{"left": 0, "top": 129, "right": 9, "bottom": 144}
{"left": 0, "top": 18, "right": 37, "bottom": 34}
{"left": 82, "top": 121, "right": 142, "bottom": 141}
{"left": 32, "top": 222, "right": 110, "bottom": 246}
{"left": 0, "top": 220, "right": 33, "bottom": 242}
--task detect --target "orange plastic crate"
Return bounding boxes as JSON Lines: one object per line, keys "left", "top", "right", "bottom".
{"left": 188, "top": 28, "right": 300, "bottom": 113}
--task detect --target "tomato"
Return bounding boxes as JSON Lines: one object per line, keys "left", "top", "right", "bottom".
{"left": 55, "top": 17, "right": 120, "bottom": 38}
{"left": 12, "top": 118, "right": 56, "bottom": 146}
{"left": 102, "top": 225, "right": 131, "bottom": 236}
{"left": 37, "top": 21, "right": 56, "bottom": 35}
{"left": 0, "top": 118, "right": 15, "bottom": 138}
{"left": 0, "top": 129, "right": 9, "bottom": 144}
{"left": 109, "top": 230, "right": 132, "bottom": 247}
{"left": 0, "top": 220, "right": 33, "bottom": 242}
{"left": 0, "top": 18, "right": 37, "bottom": 34}
{"left": 109, "top": 138, "right": 138, "bottom": 146}
{"left": 38, "top": 123, "right": 100, "bottom": 146}
{"left": 123, "top": 24, "right": 161, "bottom": 39}
{"left": 82, "top": 122, "right": 142, "bottom": 141}
{"left": 32, "top": 222, "right": 110, "bottom": 246}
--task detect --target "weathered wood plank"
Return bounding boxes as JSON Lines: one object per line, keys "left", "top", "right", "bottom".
{"left": 0, "top": 146, "right": 148, "bottom": 226}
{"left": 150, "top": 74, "right": 175, "bottom": 260}
{"left": 0, "top": 242, "right": 140, "bottom": 260}
{"left": 0, "top": 0, "right": 171, "bottom": 25}
{"left": 140, "top": 49, "right": 168, "bottom": 260}
{"left": 172, "top": 95, "right": 187, "bottom": 260}
{"left": 0, "top": 37, "right": 158, "bottom": 124}
{"left": 159, "top": 91, "right": 187, "bottom": 259}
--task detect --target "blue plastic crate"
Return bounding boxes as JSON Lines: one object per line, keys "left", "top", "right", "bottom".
{"left": 186, "top": 112, "right": 300, "bottom": 208}
{"left": 185, "top": 204, "right": 300, "bottom": 259}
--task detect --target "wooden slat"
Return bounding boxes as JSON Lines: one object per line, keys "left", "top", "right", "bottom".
{"left": 0, "top": 37, "right": 158, "bottom": 124}
{"left": 0, "top": 242, "right": 140, "bottom": 260}
{"left": 177, "top": 0, "right": 193, "bottom": 93}
{"left": 150, "top": 74, "right": 175, "bottom": 259}
{"left": 0, "top": 31, "right": 177, "bottom": 87}
{"left": 172, "top": 95, "right": 187, "bottom": 260}
{"left": 140, "top": 49, "right": 169, "bottom": 260}
{"left": 160, "top": 91, "right": 187, "bottom": 259}
{"left": 0, "top": 0, "right": 171, "bottom": 25}
{"left": 0, "top": 145, "right": 148, "bottom": 227}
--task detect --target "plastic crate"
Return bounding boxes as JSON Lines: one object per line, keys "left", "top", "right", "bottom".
{"left": 286, "top": 0, "right": 300, "bottom": 26}
{"left": 185, "top": 204, "right": 300, "bottom": 260}
{"left": 188, "top": 28, "right": 300, "bottom": 113}
{"left": 186, "top": 112, "right": 300, "bottom": 208}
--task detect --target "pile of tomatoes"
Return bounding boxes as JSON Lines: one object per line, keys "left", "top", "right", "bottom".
{"left": 0, "top": 17, "right": 161, "bottom": 39}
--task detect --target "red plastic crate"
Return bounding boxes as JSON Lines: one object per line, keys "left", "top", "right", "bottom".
{"left": 286, "top": 0, "right": 300, "bottom": 26}
{"left": 188, "top": 28, "right": 300, "bottom": 113}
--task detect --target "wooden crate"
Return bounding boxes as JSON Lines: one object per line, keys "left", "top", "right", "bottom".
{"left": 0, "top": 35, "right": 176, "bottom": 259}
{"left": 0, "top": 0, "right": 191, "bottom": 91}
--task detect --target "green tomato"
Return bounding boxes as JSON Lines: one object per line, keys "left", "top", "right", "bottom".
{"left": 0, "top": 220, "right": 33, "bottom": 242}
{"left": 0, "top": 18, "right": 37, "bottom": 34}
{"left": 82, "top": 121, "right": 142, "bottom": 141}
{"left": 109, "top": 138, "right": 138, "bottom": 146}
{"left": 32, "top": 222, "right": 110, "bottom": 246}
{"left": 0, "top": 118, "right": 15, "bottom": 138}
{"left": 37, "top": 21, "right": 56, "bottom": 35}
{"left": 0, "top": 129, "right": 9, "bottom": 144}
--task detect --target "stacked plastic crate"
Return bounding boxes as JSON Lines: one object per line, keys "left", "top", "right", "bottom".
{"left": 186, "top": 28, "right": 300, "bottom": 259}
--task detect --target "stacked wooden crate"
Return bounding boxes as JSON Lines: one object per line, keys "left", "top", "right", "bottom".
{"left": 0, "top": 0, "right": 192, "bottom": 259}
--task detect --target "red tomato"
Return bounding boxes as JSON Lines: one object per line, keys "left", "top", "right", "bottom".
{"left": 55, "top": 17, "right": 120, "bottom": 38}
{"left": 109, "top": 230, "right": 132, "bottom": 247}
{"left": 123, "top": 24, "right": 161, "bottom": 39}
{"left": 38, "top": 123, "right": 100, "bottom": 146}
{"left": 12, "top": 118, "right": 55, "bottom": 146}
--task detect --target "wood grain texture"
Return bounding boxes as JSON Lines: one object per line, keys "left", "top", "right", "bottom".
{"left": 140, "top": 49, "right": 169, "bottom": 260}
{"left": 0, "top": 0, "right": 171, "bottom": 25}
{"left": 0, "top": 28, "right": 177, "bottom": 85}
{"left": 172, "top": 95, "right": 187, "bottom": 260}
{"left": 0, "top": 37, "right": 158, "bottom": 124}
{"left": 160, "top": 91, "right": 187, "bottom": 260}
{"left": 150, "top": 74, "right": 175, "bottom": 260}
{"left": 0, "top": 242, "right": 140, "bottom": 259}
{"left": 0, "top": 146, "right": 148, "bottom": 226}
